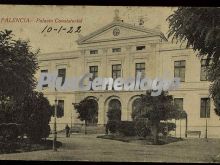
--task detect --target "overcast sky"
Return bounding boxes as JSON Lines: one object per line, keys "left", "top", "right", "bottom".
{"left": 0, "top": 5, "right": 175, "bottom": 53}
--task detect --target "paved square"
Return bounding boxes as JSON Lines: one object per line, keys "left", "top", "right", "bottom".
{"left": 0, "top": 133, "right": 219, "bottom": 162}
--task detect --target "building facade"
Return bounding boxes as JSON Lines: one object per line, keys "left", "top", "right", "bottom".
{"left": 36, "top": 17, "right": 220, "bottom": 138}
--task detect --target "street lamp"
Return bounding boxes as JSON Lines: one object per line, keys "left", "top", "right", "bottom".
{"left": 53, "top": 80, "right": 58, "bottom": 151}
{"left": 71, "top": 109, "right": 73, "bottom": 131}
{"left": 72, "top": 102, "right": 78, "bottom": 129}
{"left": 179, "top": 117, "right": 182, "bottom": 138}
{"left": 205, "top": 112, "right": 208, "bottom": 141}
{"left": 205, "top": 95, "right": 211, "bottom": 141}
{"left": 185, "top": 114, "right": 188, "bottom": 138}
{"left": 205, "top": 101, "right": 208, "bottom": 141}
{"left": 53, "top": 97, "right": 58, "bottom": 151}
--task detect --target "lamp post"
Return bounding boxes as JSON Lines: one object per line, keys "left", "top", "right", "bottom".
{"left": 53, "top": 80, "right": 58, "bottom": 151}
{"left": 180, "top": 118, "right": 182, "bottom": 138}
{"left": 71, "top": 110, "right": 73, "bottom": 131}
{"left": 205, "top": 115, "right": 208, "bottom": 140}
{"left": 205, "top": 95, "right": 211, "bottom": 141}
{"left": 72, "top": 102, "right": 77, "bottom": 133}
{"left": 53, "top": 97, "right": 57, "bottom": 151}
{"left": 185, "top": 114, "right": 188, "bottom": 138}
{"left": 175, "top": 119, "right": 176, "bottom": 137}
{"left": 205, "top": 105, "right": 208, "bottom": 141}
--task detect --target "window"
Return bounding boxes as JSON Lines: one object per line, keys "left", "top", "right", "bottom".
{"left": 108, "top": 99, "right": 121, "bottom": 121}
{"left": 112, "top": 48, "right": 121, "bottom": 53}
{"left": 200, "top": 98, "right": 210, "bottom": 118}
{"left": 58, "top": 68, "right": 66, "bottom": 86}
{"left": 57, "top": 100, "right": 64, "bottom": 118}
{"left": 136, "top": 46, "right": 145, "bottom": 51}
{"left": 90, "top": 50, "right": 98, "bottom": 54}
{"left": 132, "top": 98, "right": 142, "bottom": 120}
{"left": 89, "top": 66, "right": 98, "bottom": 80}
{"left": 135, "top": 63, "right": 145, "bottom": 79}
{"left": 41, "top": 69, "right": 48, "bottom": 88}
{"left": 112, "top": 64, "right": 121, "bottom": 79}
{"left": 174, "top": 98, "right": 183, "bottom": 111}
{"left": 200, "top": 59, "right": 209, "bottom": 81}
{"left": 174, "top": 60, "right": 186, "bottom": 82}
{"left": 86, "top": 99, "right": 98, "bottom": 126}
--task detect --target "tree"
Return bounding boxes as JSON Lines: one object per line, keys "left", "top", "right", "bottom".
{"left": 167, "top": 7, "right": 220, "bottom": 115}
{"left": 0, "top": 30, "right": 52, "bottom": 142}
{"left": 132, "top": 91, "right": 186, "bottom": 144}
{"left": 74, "top": 98, "right": 98, "bottom": 134}
{"left": 13, "top": 91, "right": 53, "bottom": 142}
{"left": 0, "top": 30, "right": 38, "bottom": 103}
{"left": 0, "top": 91, "right": 53, "bottom": 142}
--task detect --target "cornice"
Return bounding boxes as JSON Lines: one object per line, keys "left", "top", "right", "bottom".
{"left": 77, "top": 20, "right": 167, "bottom": 45}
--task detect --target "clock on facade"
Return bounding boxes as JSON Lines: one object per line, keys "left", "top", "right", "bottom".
{"left": 113, "top": 28, "right": 120, "bottom": 36}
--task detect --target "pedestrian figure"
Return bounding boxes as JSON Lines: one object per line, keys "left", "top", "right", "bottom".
{"left": 65, "top": 124, "right": 70, "bottom": 137}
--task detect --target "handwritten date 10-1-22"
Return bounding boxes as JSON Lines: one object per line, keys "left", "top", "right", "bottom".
{"left": 41, "top": 25, "right": 81, "bottom": 34}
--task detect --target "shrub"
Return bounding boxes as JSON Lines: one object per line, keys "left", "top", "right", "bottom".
{"left": 106, "top": 120, "right": 136, "bottom": 136}
{"left": 0, "top": 141, "right": 19, "bottom": 153}
{"left": 0, "top": 123, "right": 21, "bottom": 142}
{"left": 118, "top": 121, "right": 136, "bottom": 136}
{"left": 134, "top": 119, "right": 151, "bottom": 137}
{"left": 106, "top": 120, "right": 119, "bottom": 134}
{"left": 106, "top": 120, "right": 176, "bottom": 138}
{"left": 134, "top": 119, "right": 176, "bottom": 137}
{"left": 14, "top": 92, "right": 53, "bottom": 142}
{"left": 159, "top": 122, "right": 176, "bottom": 136}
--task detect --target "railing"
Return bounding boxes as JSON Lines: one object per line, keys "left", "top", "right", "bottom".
{"left": 49, "top": 122, "right": 220, "bottom": 138}
{"left": 49, "top": 123, "right": 106, "bottom": 134}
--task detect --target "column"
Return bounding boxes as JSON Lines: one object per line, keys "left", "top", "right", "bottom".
{"left": 97, "top": 96, "right": 105, "bottom": 125}
{"left": 121, "top": 94, "right": 128, "bottom": 121}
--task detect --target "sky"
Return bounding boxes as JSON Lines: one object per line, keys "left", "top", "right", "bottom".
{"left": 0, "top": 5, "right": 175, "bottom": 53}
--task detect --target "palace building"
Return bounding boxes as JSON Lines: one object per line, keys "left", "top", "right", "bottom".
{"left": 36, "top": 12, "right": 220, "bottom": 138}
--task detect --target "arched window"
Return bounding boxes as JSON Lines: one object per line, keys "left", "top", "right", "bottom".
{"left": 86, "top": 99, "right": 98, "bottom": 125}
{"left": 131, "top": 98, "right": 142, "bottom": 120}
{"left": 107, "top": 99, "right": 121, "bottom": 121}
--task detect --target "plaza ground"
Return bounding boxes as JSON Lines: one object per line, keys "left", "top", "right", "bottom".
{"left": 0, "top": 133, "right": 220, "bottom": 162}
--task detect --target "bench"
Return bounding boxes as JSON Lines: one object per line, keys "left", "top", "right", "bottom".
{"left": 186, "top": 131, "right": 201, "bottom": 138}
{"left": 70, "top": 126, "right": 82, "bottom": 133}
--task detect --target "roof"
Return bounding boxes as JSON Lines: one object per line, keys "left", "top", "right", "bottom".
{"left": 77, "top": 20, "right": 167, "bottom": 45}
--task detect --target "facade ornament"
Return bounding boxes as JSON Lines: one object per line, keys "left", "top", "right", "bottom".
{"left": 113, "top": 9, "right": 120, "bottom": 22}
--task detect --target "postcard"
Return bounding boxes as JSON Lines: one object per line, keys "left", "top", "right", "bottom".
{"left": 0, "top": 5, "right": 219, "bottom": 162}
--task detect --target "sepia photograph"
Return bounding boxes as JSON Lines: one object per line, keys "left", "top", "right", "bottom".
{"left": 0, "top": 5, "right": 219, "bottom": 162}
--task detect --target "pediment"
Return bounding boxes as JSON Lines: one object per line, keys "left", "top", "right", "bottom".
{"left": 77, "top": 21, "right": 167, "bottom": 45}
